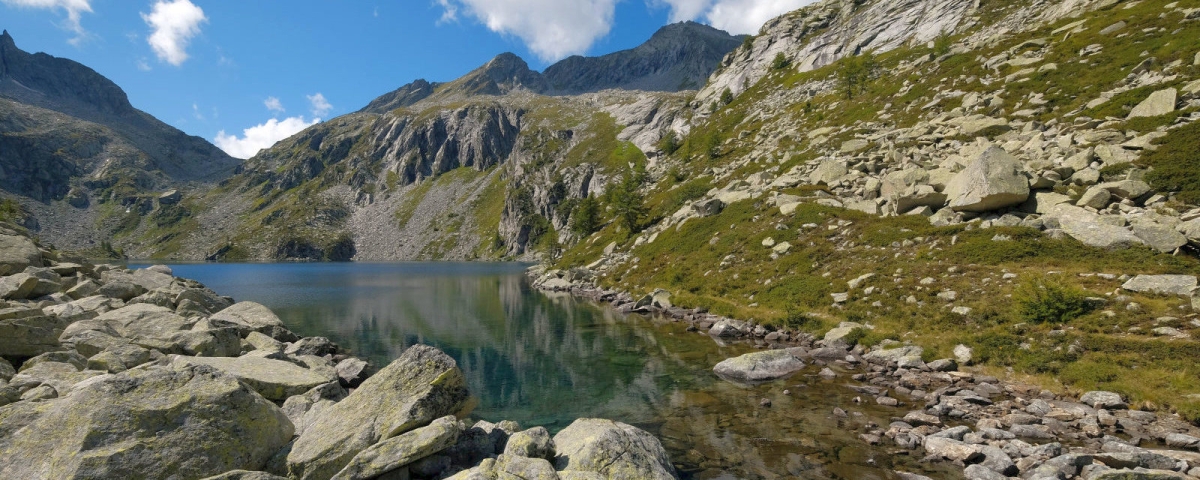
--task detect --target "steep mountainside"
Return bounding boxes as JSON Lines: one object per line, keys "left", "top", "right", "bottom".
{"left": 0, "top": 30, "right": 239, "bottom": 253}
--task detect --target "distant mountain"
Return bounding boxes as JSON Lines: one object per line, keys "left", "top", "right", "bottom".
{"left": 543, "top": 21, "right": 745, "bottom": 94}
{"left": 0, "top": 30, "right": 239, "bottom": 202}
{"left": 358, "top": 21, "right": 743, "bottom": 114}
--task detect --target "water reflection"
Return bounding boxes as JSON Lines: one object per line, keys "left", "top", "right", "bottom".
{"left": 141, "top": 262, "right": 956, "bottom": 479}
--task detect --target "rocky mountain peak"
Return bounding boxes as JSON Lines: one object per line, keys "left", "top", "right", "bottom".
{"left": 358, "top": 78, "right": 436, "bottom": 114}
{"left": 0, "top": 31, "right": 134, "bottom": 118}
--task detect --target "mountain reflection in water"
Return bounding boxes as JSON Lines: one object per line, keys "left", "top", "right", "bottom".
{"left": 135, "top": 262, "right": 956, "bottom": 479}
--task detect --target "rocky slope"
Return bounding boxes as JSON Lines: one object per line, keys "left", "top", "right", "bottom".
{"left": 0, "top": 30, "right": 240, "bottom": 254}
{"left": 0, "top": 223, "right": 678, "bottom": 480}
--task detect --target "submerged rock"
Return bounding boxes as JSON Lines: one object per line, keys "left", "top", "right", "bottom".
{"left": 713, "top": 347, "right": 807, "bottom": 383}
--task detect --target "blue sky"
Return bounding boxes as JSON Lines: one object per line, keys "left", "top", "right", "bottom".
{"left": 1, "top": 0, "right": 811, "bottom": 158}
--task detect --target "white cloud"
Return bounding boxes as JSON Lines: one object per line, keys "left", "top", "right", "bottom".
{"left": 307, "top": 93, "right": 332, "bottom": 117}
{"left": 214, "top": 116, "right": 320, "bottom": 159}
{"left": 192, "top": 102, "right": 204, "bottom": 121}
{"left": 651, "top": 0, "right": 813, "bottom": 35}
{"left": 435, "top": 0, "right": 618, "bottom": 62}
{"left": 142, "top": 0, "right": 207, "bottom": 66}
{"left": 649, "top": 0, "right": 710, "bottom": 23}
{"left": 2, "top": 0, "right": 93, "bottom": 45}
{"left": 136, "top": 57, "right": 152, "bottom": 71}
{"left": 264, "top": 96, "right": 285, "bottom": 115}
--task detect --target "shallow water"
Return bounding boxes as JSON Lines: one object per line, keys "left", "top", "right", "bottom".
{"left": 134, "top": 262, "right": 958, "bottom": 479}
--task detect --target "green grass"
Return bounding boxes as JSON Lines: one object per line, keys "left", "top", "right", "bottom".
{"left": 1143, "top": 121, "right": 1200, "bottom": 205}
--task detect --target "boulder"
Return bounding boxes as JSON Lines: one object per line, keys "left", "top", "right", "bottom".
{"left": 1127, "top": 88, "right": 1177, "bottom": 118}
{"left": 1047, "top": 204, "right": 1144, "bottom": 249}
{"left": 200, "top": 472, "right": 288, "bottom": 480}
{"left": 281, "top": 382, "right": 348, "bottom": 437}
{"left": 944, "top": 147, "right": 1030, "bottom": 212}
{"left": 1077, "top": 186, "right": 1112, "bottom": 209}
{"left": 553, "top": 418, "right": 677, "bottom": 480}
{"left": 1089, "top": 470, "right": 1188, "bottom": 480}
{"left": 810, "top": 160, "right": 848, "bottom": 185}
{"left": 211, "top": 302, "right": 298, "bottom": 342}
{"left": 331, "top": 415, "right": 462, "bottom": 480}
{"left": 0, "top": 314, "right": 68, "bottom": 357}
{"left": 286, "top": 336, "right": 338, "bottom": 357}
{"left": 505, "top": 426, "right": 555, "bottom": 460}
{"left": 1121, "top": 275, "right": 1197, "bottom": 296}
{"left": 712, "top": 347, "right": 806, "bottom": 383}
{"left": 0, "top": 273, "right": 39, "bottom": 300}
{"left": 0, "top": 363, "right": 294, "bottom": 480}
{"left": 287, "top": 345, "right": 473, "bottom": 480}
{"left": 691, "top": 198, "right": 724, "bottom": 217}
{"left": 1080, "top": 390, "right": 1127, "bottom": 409}
{"left": 173, "top": 355, "right": 336, "bottom": 401}
{"left": 176, "top": 288, "right": 234, "bottom": 315}
{"left": 335, "top": 357, "right": 371, "bottom": 388}
{"left": 1132, "top": 222, "right": 1188, "bottom": 253}
{"left": 0, "top": 234, "right": 42, "bottom": 276}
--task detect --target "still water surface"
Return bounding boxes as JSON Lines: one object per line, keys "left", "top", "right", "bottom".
{"left": 134, "top": 262, "right": 954, "bottom": 479}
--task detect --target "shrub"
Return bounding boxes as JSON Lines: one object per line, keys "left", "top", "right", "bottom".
{"left": 837, "top": 52, "right": 880, "bottom": 99}
{"left": 771, "top": 52, "right": 791, "bottom": 70}
{"left": 1014, "top": 278, "right": 1091, "bottom": 325}
{"left": 720, "top": 88, "right": 734, "bottom": 106}
{"left": 570, "top": 196, "right": 601, "bottom": 236}
{"left": 610, "top": 175, "right": 647, "bottom": 235}
{"left": 658, "top": 130, "right": 681, "bottom": 155}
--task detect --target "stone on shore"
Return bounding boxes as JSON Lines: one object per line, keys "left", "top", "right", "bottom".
{"left": 553, "top": 418, "right": 678, "bottom": 480}
{"left": 286, "top": 344, "right": 473, "bottom": 480}
{"left": 173, "top": 355, "right": 336, "bottom": 401}
{"left": 713, "top": 348, "right": 806, "bottom": 383}
{"left": 0, "top": 363, "right": 294, "bottom": 480}
{"left": 210, "top": 301, "right": 299, "bottom": 342}
{"left": 331, "top": 415, "right": 462, "bottom": 480}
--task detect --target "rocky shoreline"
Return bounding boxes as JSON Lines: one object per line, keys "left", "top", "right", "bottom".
{"left": 531, "top": 266, "right": 1200, "bottom": 479}
{"left": 0, "top": 223, "right": 679, "bottom": 480}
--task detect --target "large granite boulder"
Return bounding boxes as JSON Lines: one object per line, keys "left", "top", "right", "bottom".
{"left": 0, "top": 234, "right": 42, "bottom": 276}
{"left": 331, "top": 415, "right": 462, "bottom": 480}
{"left": 287, "top": 345, "right": 474, "bottom": 480}
{"left": 0, "top": 312, "right": 68, "bottom": 357}
{"left": 553, "top": 418, "right": 677, "bottom": 479}
{"left": 1046, "top": 204, "right": 1144, "bottom": 249}
{"left": 1121, "top": 275, "right": 1197, "bottom": 296}
{"left": 210, "top": 301, "right": 298, "bottom": 341}
{"left": 60, "top": 304, "right": 237, "bottom": 357}
{"left": 1127, "top": 88, "right": 1177, "bottom": 119}
{"left": 0, "top": 363, "right": 294, "bottom": 479}
{"left": 0, "top": 273, "right": 39, "bottom": 300}
{"left": 712, "top": 347, "right": 806, "bottom": 383}
{"left": 944, "top": 147, "right": 1030, "bottom": 212}
{"left": 173, "top": 355, "right": 336, "bottom": 401}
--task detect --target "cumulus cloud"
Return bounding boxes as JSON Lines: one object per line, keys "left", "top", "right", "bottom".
{"left": 214, "top": 116, "right": 319, "bottom": 159}
{"left": 264, "top": 97, "right": 285, "bottom": 115}
{"left": 435, "top": 0, "right": 618, "bottom": 62}
{"left": 142, "top": 0, "right": 207, "bottom": 66}
{"left": 652, "top": 0, "right": 813, "bottom": 35}
{"left": 2, "top": 0, "right": 93, "bottom": 45}
{"left": 307, "top": 93, "right": 332, "bottom": 117}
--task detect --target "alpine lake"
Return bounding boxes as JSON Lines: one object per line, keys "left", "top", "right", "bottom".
{"left": 130, "top": 262, "right": 959, "bottom": 479}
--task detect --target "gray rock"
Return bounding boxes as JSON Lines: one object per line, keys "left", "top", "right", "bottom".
{"left": 963, "top": 464, "right": 1006, "bottom": 480}
{"left": 1078, "top": 186, "right": 1113, "bottom": 209}
{"left": 0, "top": 234, "right": 42, "bottom": 276}
{"left": 810, "top": 160, "right": 848, "bottom": 185}
{"left": 98, "top": 281, "right": 146, "bottom": 301}
{"left": 1165, "top": 433, "right": 1200, "bottom": 450}
{"left": 1133, "top": 222, "right": 1188, "bottom": 253}
{"left": 1122, "top": 275, "right": 1197, "bottom": 296}
{"left": 200, "top": 471, "right": 288, "bottom": 480}
{"left": 945, "top": 146, "right": 1031, "bottom": 212}
{"left": 553, "top": 418, "right": 677, "bottom": 480}
{"left": 281, "top": 382, "right": 348, "bottom": 437}
{"left": 287, "top": 345, "right": 473, "bottom": 480}
{"left": 286, "top": 336, "right": 338, "bottom": 357}
{"left": 504, "top": 426, "right": 555, "bottom": 460}
{"left": 1128, "top": 88, "right": 1178, "bottom": 118}
{"left": 712, "top": 347, "right": 806, "bottom": 383}
{"left": 335, "top": 357, "right": 370, "bottom": 388}
{"left": 692, "top": 198, "right": 724, "bottom": 217}
{"left": 0, "top": 363, "right": 294, "bottom": 480}
{"left": 1048, "top": 204, "right": 1144, "bottom": 249}
{"left": 0, "top": 313, "right": 68, "bottom": 357}
{"left": 923, "top": 437, "right": 982, "bottom": 462}
{"left": 0, "top": 357, "right": 13, "bottom": 381}
{"left": 175, "top": 288, "right": 234, "bottom": 315}
{"left": 211, "top": 302, "right": 298, "bottom": 342}
{"left": 331, "top": 415, "right": 462, "bottom": 480}
{"left": 60, "top": 304, "right": 238, "bottom": 357}
{"left": 1089, "top": 469, "right": 1189, "bottom": 479}
{"left": 0, "top": 273, "right": 39, "bottom": 300}
{"left": 173, "top": 355, "right": 336, "bottom": 401}
{"left": 1080, "top": 391, "right": 1128, "bottom": 410}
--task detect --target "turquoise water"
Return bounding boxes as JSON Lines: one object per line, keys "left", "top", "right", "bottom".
{"left": 138, "top": 262, "right": 954, "bottom": 479}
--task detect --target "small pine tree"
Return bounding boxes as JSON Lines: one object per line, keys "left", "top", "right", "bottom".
{"left": 570, "top": 196, "right": 601, "bottom": 236}
{"left": 657, "top": 130, "right": 681, "bottom": 155}
{"left": 610, "top": 174, "right": 646, "bottom": 236}
{"left": 720, "top": 87, "right": 734, "bottom": 106}
{"left": 771, "top": 52, "right": 791, "bottom": 70}
{"left": 837, "top": 52, "right": 880, "bottom": 99}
